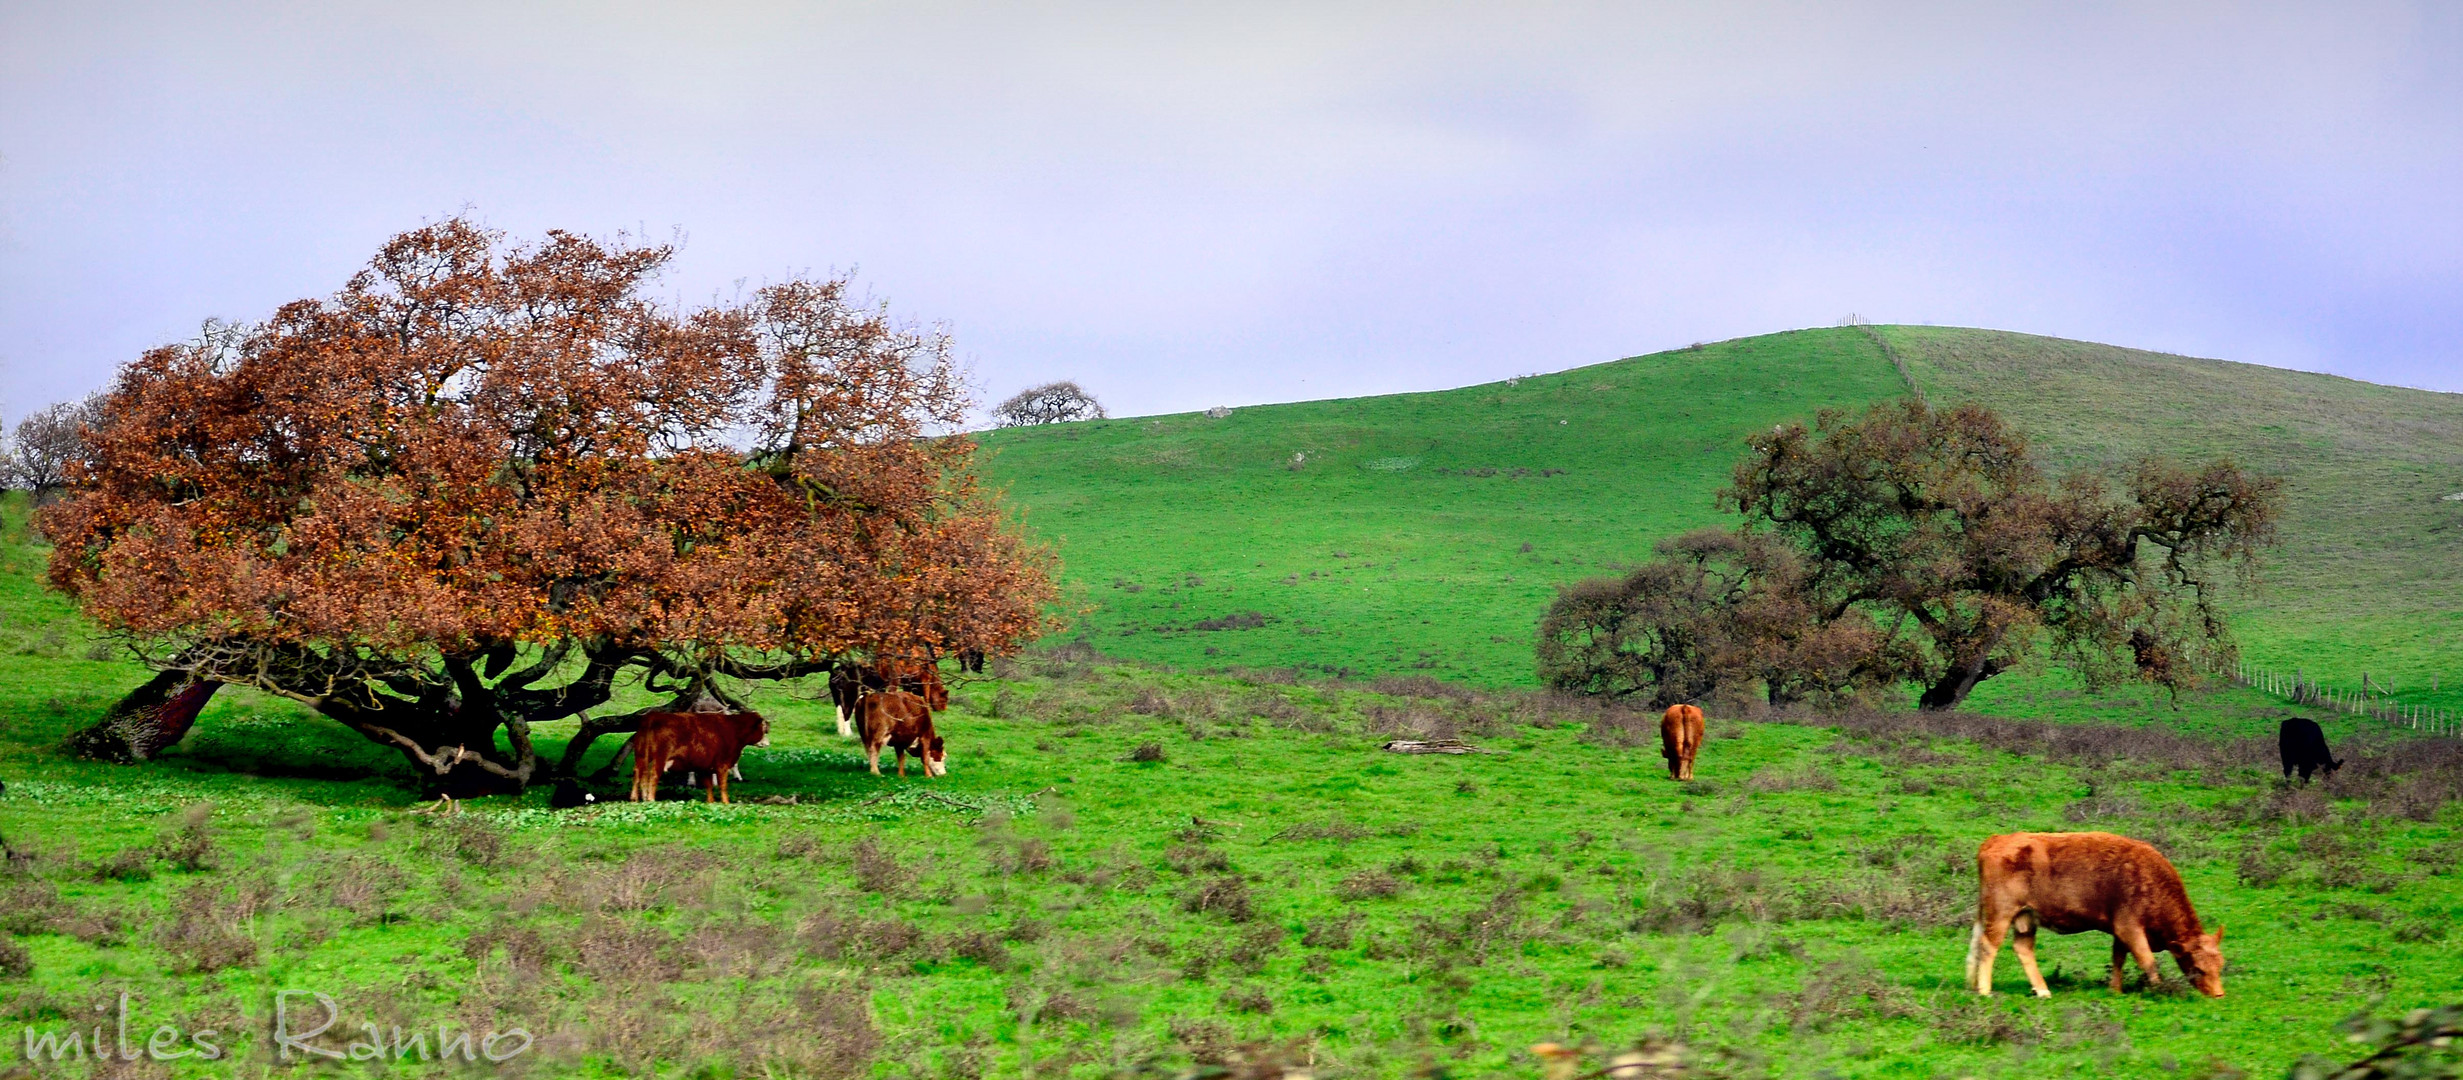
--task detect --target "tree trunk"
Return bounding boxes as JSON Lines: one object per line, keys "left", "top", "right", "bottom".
{"left": 1918, "top": 660, "right": 2003, "bottom": 711}
{"left": 69, "top": 670, "right": 222, "bottom": 762}
{"left": 563, "top": 712, "right": 645, "bottom": 781}
{"left": 334, "top": 703, "right": 535, "bottom": 797}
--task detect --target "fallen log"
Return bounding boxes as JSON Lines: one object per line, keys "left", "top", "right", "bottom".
{"left": 1380, "top": 739, "right": 1485, "bottom": 755}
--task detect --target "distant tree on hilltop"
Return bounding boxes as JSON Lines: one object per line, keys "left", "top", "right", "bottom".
{"left": 1542, "top": 399, "right": 2282, "bottom": 711}
{"left": 993, "top": 381, "right": 1106, "bottom": 426}
{"left": 44, "top": 219, "right": 1056, "bottom": 782}
{"left": 2, "top": 395, "right": 104, "bottom": 503}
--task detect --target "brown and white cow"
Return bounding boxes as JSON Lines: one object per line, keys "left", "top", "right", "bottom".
{"left": 628, "top": 711, "right": 770, "bottom": 803}
{"left": 1968, "top": 831, "right": 2224, "bottom": 998}
{"left": 1660, "top": 704, "right": 1704, "bottom": 781}
{"left": 831, "top": 658, "right": 949, "bottom": 737}
{"left": 858, "top": 689, "right": 947, "bottom": 778}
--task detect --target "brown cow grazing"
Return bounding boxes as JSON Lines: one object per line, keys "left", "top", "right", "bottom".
{"left": 1660, "top": 704, "right": 1705, "bottom": 781}
{"left": 628, "top": 711, "right": 770, "bottom": 803}
{"left": 1968, "top": 831, "right": 2224, "bottom": 998}
{"left": 831, "top": 658, "right": 949, "bottom": 737}
{"left": 858, "top": 690, "right": 947, "bottom": 778}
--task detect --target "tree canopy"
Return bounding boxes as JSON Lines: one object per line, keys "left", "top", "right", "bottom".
{"left": 991, "top": 381, "right": 1106, "bottom": 426}
{"left": 2, "top": 396, "right": 102, "bottom": 501}
{"left": 1541, "top": 399, "right": 2281, "bottom": 710}
{"left": 44, "top": 220, "right": 1055, "bottom": 787}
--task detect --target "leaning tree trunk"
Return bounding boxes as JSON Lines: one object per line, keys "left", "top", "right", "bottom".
{"left": 341, "top": 704, "right": 541, "bottom": 798}
{"left": 69, "top": 669, "right": 222, "bottom": 762}
{"left": 1917, "top": 657, "right": 2005, "bottom": 711}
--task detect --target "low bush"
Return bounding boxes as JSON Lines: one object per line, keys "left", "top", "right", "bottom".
{"left": 1181, "top": 875, "right": 1257, "bottom": 923}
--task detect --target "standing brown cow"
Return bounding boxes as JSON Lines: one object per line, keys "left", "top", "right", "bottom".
{"left": 831, "top": 658, "right": 949, "bottom": 737}
{"left": 1968, "top": 831, "right": 2224, "bottom": 998}
{"left": 859, "top": 689, "right": 947, "bottom": 778}
{"left": 1660, "top": 704, "right": 1704, "bottom": 781}
{"left": 628, "top": 711, "right": 770, "bottom": 803}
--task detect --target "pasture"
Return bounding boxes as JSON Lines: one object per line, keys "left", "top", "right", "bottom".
{"left": 3, "top": 496, "right": 2462, "bottom": 1077}
{"left": 4, "top": 323, "right": 2461, "bottom": 1078}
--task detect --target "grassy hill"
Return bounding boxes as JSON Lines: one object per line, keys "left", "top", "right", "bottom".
{"left": 2, "top": 328, "right": 2460, "bottom": 1076}
{"left": 978, "top": 326, "right": 2463, "bottom": 719}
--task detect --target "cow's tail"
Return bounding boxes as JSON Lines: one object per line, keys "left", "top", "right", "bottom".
{"left": 1964, "top": 920, "right": 1987, "bottom": 987}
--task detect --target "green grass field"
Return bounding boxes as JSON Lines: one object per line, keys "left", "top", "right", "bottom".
{"left": 2, "top": 326, "right": 2460, "bottom": 1078}
{"left": 3, "top": 600, "right": 2459, "bottom": 1077}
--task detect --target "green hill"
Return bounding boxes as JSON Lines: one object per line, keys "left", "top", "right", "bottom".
{"left": 1, "top": 332, "right": 2458, "bottom": 1078}
{"left": 979, "top": 326, "right": 2463, "bottom": 714}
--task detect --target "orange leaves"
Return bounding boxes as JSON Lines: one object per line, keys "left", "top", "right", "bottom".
{"left": 44, "top": 219, "right": 1054, "bottom": 668}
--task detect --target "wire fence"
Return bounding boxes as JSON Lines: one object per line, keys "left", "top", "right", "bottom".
{"left": 2231, "top": 661, "right": 2457, "bottom": 737}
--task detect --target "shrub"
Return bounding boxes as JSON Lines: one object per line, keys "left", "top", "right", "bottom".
{"left": 1781, "top": 955, "right": 1918, "bottom": 1033}
{"left": 2236, "top": 845, "right": 2289, "bottom": 888}
{"left": 0, "top": 938, "right": 29, "bottom": 978}
{"left": 1166, "top": 844, "right": 1231, "bottom": 874}
{"left": 1745, "top": 764, "right": 1841, "bottom": 793}
{"left": 91, "top": 847, "right": 153, "bottom": 883}
{"left": 1182, "top": 875, "right": 1257, "bottom": 923}
{"left": 2062, "top": 793, "right": 2140, "bottom": 823}
{"left": 572, "top": 915, "right": 683, "bottom": 984}
{"left": 1219, "top": 986, "right": 1274, "bottom": 1014}
{"left": 941, "top": 930, "right": 1013, "bottom": 970}
{"left": 158, "top": 880, "right": 258, "bottom": 974}
{"left": 1225, "top": 924, "right": 1285, "bottom": 975}
{"left": 1336, "top": 869, "right": 1403, "bottom": 901}
{"left": 422, "top": 813, "right": 511, "bottom": 868}
{"left": 464, "top": 920, "right": 556, "bottom": 975}
{"left": 0, "top": 880, "right": 68, "bottom": 935}
{"left": 1126, "top": 742, "right": 1168, "bottom": 763}
{"left": 849, "top": 838, "right": 908, "bottom": 895}
{"left": 158, "top": 801, "right": 218, "bottom": 872}
{"left": 1272, "top": 817, "right": 1372, "bottom": 843}
{"left": 999, "top": 838, "right": 1054, "bottom": 876}
{"left": 798, "top": 911, "right": 923, "bottom": 962}
{"left": 317, "top": 855, "right": 408, "bottom": 923}
{"left": 2392, "top": 920, "right": 2448, "bottom": 943}
{"left": 1301, "top": 915, "right": 1358, "bottom": 949}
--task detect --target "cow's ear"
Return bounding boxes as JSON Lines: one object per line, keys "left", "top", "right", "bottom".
{"left": 2211, "top": 925, "right": 2223, "bottom": 943}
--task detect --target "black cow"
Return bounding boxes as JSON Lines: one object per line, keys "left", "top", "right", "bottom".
{"left": 550, "top": 777, "right": 598, "bottom": 809}
{"left": 2278, "top": 717, "right": 2342, "bottom": 783}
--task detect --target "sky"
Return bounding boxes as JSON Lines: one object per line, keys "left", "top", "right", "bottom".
{"left": 3, "top": 3, "right": 2459, "bottom": 425}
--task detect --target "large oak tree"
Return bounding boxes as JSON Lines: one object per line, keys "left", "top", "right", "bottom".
{"left": 1541, "top": 399, "right": 2281, "bottom": 711}
{"left": 1728, "top": 399, "right": 2280, "bottom": 709}
{"left": 44, "top": 221, "right": 1054, "bottom": 787}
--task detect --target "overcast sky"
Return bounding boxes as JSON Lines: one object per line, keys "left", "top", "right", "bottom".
{"left": 4, "top": 3, "right": 2458, "bottom": 424}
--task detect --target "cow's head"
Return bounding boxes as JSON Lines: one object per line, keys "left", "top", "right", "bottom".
{"left": 2178, "top": 926, "right": 2224, "bottom": 998}
{"left": 742, "top": 711, "right": 772, "bottom": 748}
{"left": 922, "top": 734, "right": 948, "bottom": 778}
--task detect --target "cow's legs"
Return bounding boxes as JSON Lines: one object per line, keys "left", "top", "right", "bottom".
{"left": 2118, "top": 925, "right": 2165, "bottom": 989}
{"left": 865, "top": 742, "right": 882, "bottom": 776}
{"left": 895, "top": 747, "right": 908, "bottom": 778}
{"left": 713, "top": 769, "right": 729, "bottom": 804}
{"left": 2012, "top": 918, "right": 2051, "bottom": 998}
{"left": 2109, "top": 936, "right": 2130, "bottom": 992}
{"left": 835, "top": 702, "right": 854, "bottom": 739}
